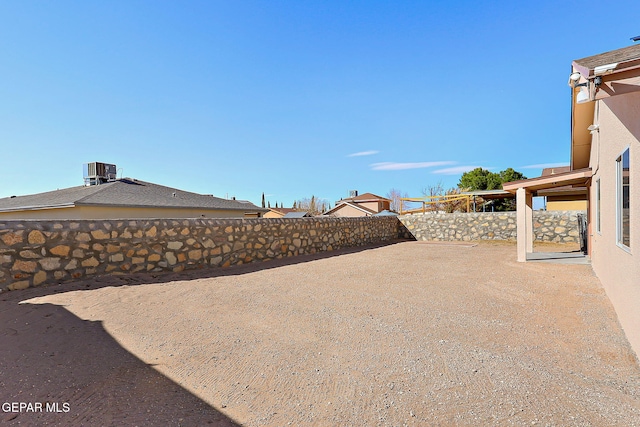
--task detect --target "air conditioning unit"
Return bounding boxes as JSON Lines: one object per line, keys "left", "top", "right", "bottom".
{"left": 83, "top": 162, "right": 117, "bottom": 186}
{"left": 349, "top": 190, "right": 358, "bottom": 198}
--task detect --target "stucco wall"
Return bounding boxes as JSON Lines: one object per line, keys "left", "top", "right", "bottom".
{"left": 0, "top": 216, "right": 405, "bottom": 291}
{"left": 589, "top": 92, "right": 640, "bottom": 356}
{"left": 399, "top": 211, "right": 583, "bottom": 242}
{"left": 547, "top": 199, "right": 588, "bottom": 211}
{"left": 329, "top": 204, "right": 369, "bottom": 218}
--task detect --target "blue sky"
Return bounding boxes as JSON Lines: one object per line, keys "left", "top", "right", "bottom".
{"left": 1, "top": 1, "right": 639, "bottom": 208}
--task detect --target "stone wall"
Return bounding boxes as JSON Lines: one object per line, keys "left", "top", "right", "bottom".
{"left": 0, "top": 216, "right": 404, "bottom": 291}
{"left": 399, "top": 211, "right": 584, "bottom": 242}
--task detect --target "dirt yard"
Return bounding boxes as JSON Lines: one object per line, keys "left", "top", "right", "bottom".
{"left": 1, "top": 241, "right": 639, "bottom": 426}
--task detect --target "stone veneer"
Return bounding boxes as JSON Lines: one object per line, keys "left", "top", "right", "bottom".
{"left": 399, "top": 211, "right": 584, "bottom": 242}
{"left": 0, "top": 216, "right": 405, "bottom": 291}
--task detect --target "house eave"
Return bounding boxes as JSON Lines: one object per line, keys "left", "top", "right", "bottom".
{"left": 503, "top": 168, "right": 592, "bottom": 195}
{"left": 75, "top": 202, "right": 267, "bottom": 212}
{"left": 0, "top": 203, "right": 76, "bottom": 213}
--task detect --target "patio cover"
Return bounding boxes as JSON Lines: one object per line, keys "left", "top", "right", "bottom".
{"left": 503, "top": 168, "right": 592, "bottom": 262}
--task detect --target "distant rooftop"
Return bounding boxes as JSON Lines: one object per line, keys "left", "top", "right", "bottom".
{"left": 0, "top": 179, "right": 267, "bottom": 213}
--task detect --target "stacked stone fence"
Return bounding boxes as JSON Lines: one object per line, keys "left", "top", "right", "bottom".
{"left": 0, "top": 216, "right": 407, "bottom": 291}
{"left": 399, "top": 211, "right": 584, "bottom": 242}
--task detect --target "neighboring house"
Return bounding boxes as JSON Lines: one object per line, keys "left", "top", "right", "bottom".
{"left": 538, "top": 166, "right": 588, "bottom": 211}
{"left": 263, "top": 208, "right": 298, "bottom": 219}
{"left": 0, "top": 178, "right": 267, "bottom": 219}
{"left": 503, "top": 43, "right": 640, "bottom": 356}
{"left": 324, "top": 192, "right": 391, "bottom": 217}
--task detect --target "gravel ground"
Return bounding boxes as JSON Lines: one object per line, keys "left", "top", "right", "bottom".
{"left": 1, "top": 240, "right": 639, "bottom": 426}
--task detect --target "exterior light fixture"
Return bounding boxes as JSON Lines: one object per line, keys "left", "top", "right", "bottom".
{"left": 576, "top": 86, "right": 590, "bottom": 104}
{"left": 568, "top": 70, "right": 595, "bottom": 104}
{"left": 568, "top": 72, "right": 582, "bottom": 87}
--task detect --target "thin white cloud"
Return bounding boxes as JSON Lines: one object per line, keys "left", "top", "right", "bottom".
{"left": 347, "top": 150, "right": 379, "bottom": 157}
{"left": 432, "top": 165, "right": 482, "bottom": 175}
{"left": 370, "top": 161, "right": 455, "bottom": 171}
{"left": 520, "top": 162, "right": 569, "bottom": 169}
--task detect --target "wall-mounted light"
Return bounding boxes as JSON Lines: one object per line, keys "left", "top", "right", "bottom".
{"left": 576, "top": 86, "right": 590, "bottom": 104}
{"left": 568, "top": 71, "right": 594, "bottom": 104}
{"left": 568, "top": 72, "right": 582, "bottom": 87}
{"left": 588, "top": 124, "right": 599, "bottom": 134}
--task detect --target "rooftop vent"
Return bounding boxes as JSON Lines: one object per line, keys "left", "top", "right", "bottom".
{"left": 83, "top": 162, "right": 117, "bottom": 186}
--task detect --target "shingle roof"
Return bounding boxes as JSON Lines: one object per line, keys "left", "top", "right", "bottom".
{"left": 541, "top": 166, "right": 571, "bottom": 176}
{"left": 373, "top": 210, "right": 398, "bottom": 217}
{"left": 341, "top": 192, "right": 390, "bottom": 203}
{"left": 282, "top": 211, "right": 311, "bottom": 218}
{"left": 268, "top": 208, "right": 297, "bottom": 215}
{"left": 0, "top": 179, "right": 267, "bottom": 213}
{"left": 573, "top": 44, "right": 640, "bottom": 75}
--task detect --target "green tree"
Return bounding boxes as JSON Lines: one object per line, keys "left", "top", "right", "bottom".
{"left": 499, "top": 168, "right": 526, "bottom": 184}
{"left": 458, "top": 167, "right": 527, "bottom": 211}
{"left": 458, "top": 168, "right": 502, "bottom": 191}
{"left": 268, "top": 201, "right": 271, "bottom": 209}
{"left": 261, "top": 192, "right": 265, "bottom": 208}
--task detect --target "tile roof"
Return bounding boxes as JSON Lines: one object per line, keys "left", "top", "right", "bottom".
{"left": 0, "top": 179, "right": 266, "bottom": 212}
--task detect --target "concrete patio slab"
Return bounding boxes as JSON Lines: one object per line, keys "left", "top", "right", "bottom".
{"left": 526, "top": 251, "right": 590, "bottom": 264}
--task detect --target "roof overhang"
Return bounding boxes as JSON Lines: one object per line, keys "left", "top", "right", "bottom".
{"left": 570, "top": 46, "right": 640, "bottom": 169}
{"left": 75, "top": 202, "right": 268, "bottom": 212}
{"left": 537, "top": 186, "right": 588, "bottom": 198}
{"left": 503, "top": 168, "right": 592, "bottom": 195}
{"left": 0, "top": 203, "right": 76, "bottom": 213}
{"left": 570, "top": 95, "right": 595, "bottom": 170}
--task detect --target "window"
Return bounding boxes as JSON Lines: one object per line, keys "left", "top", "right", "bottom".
{"left": 596, "top": 179, "right": 601, "bottom": 233}
{"left": 616, "top": 148, "right": 630, "bottom": 249}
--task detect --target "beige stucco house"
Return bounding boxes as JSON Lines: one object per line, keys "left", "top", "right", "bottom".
{"left": 324, "top": 192, "right": 391, "bottom": 217}
{"left": 504, "top": 43, "right": 640, "bottom": 356}
{"left": 0, "top": 178, "right": 267, "bottom": 219}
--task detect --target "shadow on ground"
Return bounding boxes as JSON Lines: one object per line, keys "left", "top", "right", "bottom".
{"left": 0, "top": 240, "right": 408, "bottom": 426}
{"left": 0, "top": 298, "right": 240, "bottom": 426}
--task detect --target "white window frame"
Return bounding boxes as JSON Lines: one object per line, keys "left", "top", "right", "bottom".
{"left": 595, "top": 178, "right": 601, "bottom": 234}
{"left": 616, "top": 147, "right": 630, "bottom": 251}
